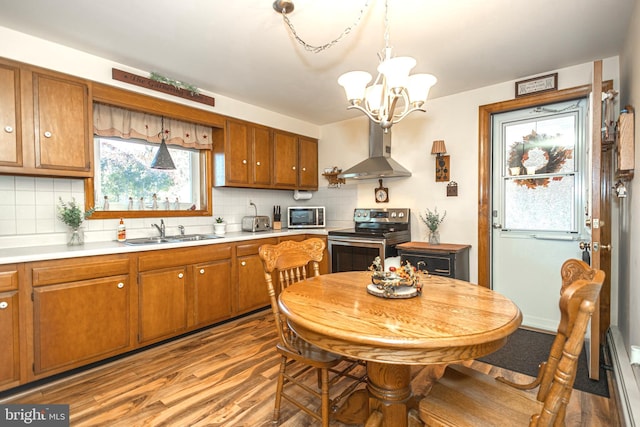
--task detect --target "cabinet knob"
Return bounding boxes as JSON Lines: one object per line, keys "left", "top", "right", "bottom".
{"left": 200, "top": 268, "right": 205, "bottom": 274}
{"left": 178, "top": 273, "right": 184, "bottom": 279}
{"left": 242, "top": 159, "right": 247, "bottom": 164}
{"left": 302, "top": 167, "right": 306, "bottom": 172}
{"left": 117, "top": 282, "right": 124, "bottom": 289}
{"left": 0, "top": 301, "right": 7, "bottom": 309}
{"left": 292, "top": 166, "right": 296, "bottom": 170}
{"left": 44, "top": 131, "right": 52, "bottom": 138}
{"left": 256, "top": 161, "right": 261, "bottom": 166}
{"left": 4, "top": 126, "right": 13, "bottom": 133}
{"left": 241, "top": 261, "right": 246, "bottom": 266}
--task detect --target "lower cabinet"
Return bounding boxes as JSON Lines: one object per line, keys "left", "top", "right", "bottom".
{"left": 30, "top": 255, "right": 132, "bottom": 376}
{"left": 235, "top": 238, "right": 277, "bottom": 314}
{"left": 137, "top": 244, "right": 232, "bottom": 345}
{"left": 0, "top": 265, "right": 19, "bottom": 390}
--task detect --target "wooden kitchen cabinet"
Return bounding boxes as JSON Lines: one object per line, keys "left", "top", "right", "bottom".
{"left": 30, "top": 255, "right": 131, "bottom": 376}
{"left": 215, "top": 119, "right": 272, "bottom": 188}
{"left": 273, "top": 130, "right": 318, "bottom": 190}
{"left": 137, "top": 244, "right": 232, "bottom": 345}
{"left": 397, "top": 242, "right": 471, "bottom": 281}
{"left": 0, "top": 265, "right": 20, "bottom": 391}
{"left": 235, "top": 238, "right": 277, "bottom": 314}
{"left": 0, "top": 57, "right": 92, "bottom": 177}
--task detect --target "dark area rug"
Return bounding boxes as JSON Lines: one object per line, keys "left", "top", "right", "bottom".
{"left": 478, "top": 328, "right": 609, "bottom": 397}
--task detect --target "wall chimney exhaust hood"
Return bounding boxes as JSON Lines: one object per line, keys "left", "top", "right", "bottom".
{"left": 338, "top": 121, "right": 412, "bottom": 180}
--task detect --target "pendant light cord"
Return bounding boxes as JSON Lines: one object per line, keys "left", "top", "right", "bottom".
{"left": 278, "top": 0, "right": 371, "bottom": 53}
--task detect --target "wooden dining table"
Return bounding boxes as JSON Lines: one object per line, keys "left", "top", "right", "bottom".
{"left": 278, "top": 270, "right": 523, "bottom": 427}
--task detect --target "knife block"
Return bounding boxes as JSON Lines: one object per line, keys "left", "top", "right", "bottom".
{"left": 272, "top": 221, "right": 282, "bottom": 230}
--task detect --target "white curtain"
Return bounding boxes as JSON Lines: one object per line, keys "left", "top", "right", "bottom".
{"left": 93, "top": 103, "right": 213, "bottom": 150}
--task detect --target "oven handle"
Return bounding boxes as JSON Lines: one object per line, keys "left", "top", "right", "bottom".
{"left": 327, "top": 236, "right": 386, "bottom": 246}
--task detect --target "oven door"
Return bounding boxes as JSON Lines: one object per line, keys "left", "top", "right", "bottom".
{"left": 328, "top": 236, "right": 389, "bottom": 273}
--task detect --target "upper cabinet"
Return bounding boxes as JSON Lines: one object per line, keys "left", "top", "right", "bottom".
{"left": 215, "top": 119, "right": 318, "bottom": 191}
{"left": 273, "top": 130, "right": 318, "bottom": 190}
{"left": 215, "top": 119, "right": 273, "bottom": 188}
{"left": 0, "top": 58, "right": 92, "bottom": 177}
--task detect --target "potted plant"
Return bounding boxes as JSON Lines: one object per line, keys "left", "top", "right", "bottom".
{"left": 419, "top": 207, "right": 446, "bottom": 245}
{"left": 214, "top": 217, "right": 226, "bottom": 235}
{"left": 57, "top": 197, "right": 94, "bottom": 245}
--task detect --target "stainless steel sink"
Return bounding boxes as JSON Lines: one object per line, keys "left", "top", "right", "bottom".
{"left": 168, "top": 234, "right": 221, "bottom": 242}
{"left": 123, "top": 234, "right": 221, "bottom": 245}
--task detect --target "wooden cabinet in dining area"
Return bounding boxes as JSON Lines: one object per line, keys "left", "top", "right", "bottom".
{"left": 235, "top": 238, "right": 277, "bottom": 314}
{"left": 29, "top": 255, "right": 132, "bottom": 377}
{"left": 137, "top": 244, "right": 232, "bottom": 345}
{"left": 273, "top": 130, "right": 318, "bottom": 190}
{"left": 397, "top": 242, "right": 471, "bottom": 281}
{"left": 215, "top": 119, "right": 273, "bottom": 188}
{"left": 0, "top": 265, "right": 20, "bottom": 390}
{"left": 0, "top": 57, "right": 92, "bottom": 177}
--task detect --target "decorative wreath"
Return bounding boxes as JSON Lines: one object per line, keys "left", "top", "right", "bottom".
{"left": 507, "top": 130, "right": 573, "bottom": 189}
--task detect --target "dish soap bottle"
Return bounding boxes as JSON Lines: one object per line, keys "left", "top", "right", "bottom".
{"left": 117, "top": 218, "right": 126, "bottom": 242}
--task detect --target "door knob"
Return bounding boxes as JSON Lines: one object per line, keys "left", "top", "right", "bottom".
{"left": 492, "top": 223, "right": 502, "bottom": 229}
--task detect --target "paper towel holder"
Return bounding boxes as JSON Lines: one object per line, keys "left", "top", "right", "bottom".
{"left": 293, "top": 190, "right": 312, "bottom": 200}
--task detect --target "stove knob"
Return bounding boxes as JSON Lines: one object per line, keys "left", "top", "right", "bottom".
{"left": 390, "top": 211, "right": 397, "bottom": 218}
{"left": 398, "top": 212, "right": 405, "bottom": 218}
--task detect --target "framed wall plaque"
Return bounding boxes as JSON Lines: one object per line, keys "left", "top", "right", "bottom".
{"left": 515, "top": 73, "right": 558, "bottom": 98}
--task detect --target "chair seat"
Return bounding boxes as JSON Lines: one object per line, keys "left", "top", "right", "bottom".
{"left": 419, "top": 365, "right": 543, "bottom": 427}
{"left": 276, "top": 336, "right": 343, "bottom": 367}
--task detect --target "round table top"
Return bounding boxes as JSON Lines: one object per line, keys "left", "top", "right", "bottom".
{"left": 278, "top": 271, "right": 522, "bottom": 365}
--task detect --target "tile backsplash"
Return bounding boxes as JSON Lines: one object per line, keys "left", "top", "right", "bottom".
{"left": 0, "top": 175, "right": 356, "bottom": 247}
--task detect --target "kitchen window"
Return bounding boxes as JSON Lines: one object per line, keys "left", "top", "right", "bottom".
{"left": 85, "top": 100, "right": 217, "bottom": 219}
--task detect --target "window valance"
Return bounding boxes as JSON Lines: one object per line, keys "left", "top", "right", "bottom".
{"left": 93, "top": 103, "right": 213, "bottom": 150}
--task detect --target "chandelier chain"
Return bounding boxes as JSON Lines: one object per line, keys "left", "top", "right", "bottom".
{"left": 279, "top": 0, "right": 371, "bottom": 54}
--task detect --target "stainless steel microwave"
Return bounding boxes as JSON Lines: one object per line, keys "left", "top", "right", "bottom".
{"left": 287, "top": 206, "right": 325, "bottom": 229}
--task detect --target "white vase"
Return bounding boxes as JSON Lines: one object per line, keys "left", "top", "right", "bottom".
{"left": 214, "top": 223, "right": 227, "bottom": 235}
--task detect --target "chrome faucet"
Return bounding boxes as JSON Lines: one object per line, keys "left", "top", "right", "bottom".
{"left": 152, "top": 219, "right": 165, "bottom": 237}
{"left": 178, "top": 225, "right": 185, "bottom": 235}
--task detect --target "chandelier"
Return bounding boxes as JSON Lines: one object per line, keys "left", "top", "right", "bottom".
{"left": 273, "top": 0, "right": 435, "bottom": 130}
{"left": 337, "top": 0, "right": 437, "bottom": 130}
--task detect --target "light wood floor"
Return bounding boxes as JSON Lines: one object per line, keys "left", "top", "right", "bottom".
{"left": 0, "top": 310, "right": 620, "bottom": 426}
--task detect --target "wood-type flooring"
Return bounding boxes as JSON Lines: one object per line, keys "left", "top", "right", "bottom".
{"left": 0, "top": 310, "right": 620, "bottom": 426}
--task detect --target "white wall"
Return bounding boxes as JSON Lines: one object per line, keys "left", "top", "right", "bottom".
{"left": 319, "top": 58, "right": 619, "bottom": 284}
{"left": 619, "top": 0, "right": 640, "bottom": 378}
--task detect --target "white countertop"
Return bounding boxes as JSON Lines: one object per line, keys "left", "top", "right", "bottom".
{"left": 0, "top": 228, "right": 328, "bottom": 265}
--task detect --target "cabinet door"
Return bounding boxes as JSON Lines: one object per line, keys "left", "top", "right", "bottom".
{"left": 273, "top": 131, "right": 298, "bottom": 188}
{"left": 139, "top": 267, "right": 188, "bottom": 344}
{"left": 237, "top": 254, "right": 270, "bottom": 313}
{"left": 32, "top": 71, "right": 91, "bottom": 173}
{"left": 33, "top": 275, "right": 130, "bottom": 375}
{"left": 225, "top": 119, "right": 250, "bottom": 185}
{"left": 0, "top": 62, "right": 21, "bottom": 166}
{"left": 193, "top": 259, "right": 233, "bottom": 327}
{"left": 252, "top": 125, "right": 272, "bottom": 186}
{"left": 298, "top": 136, "right": 318, "bottom": 189}
{"left": 0, "top": 291, "right": 19, "bottom": 389}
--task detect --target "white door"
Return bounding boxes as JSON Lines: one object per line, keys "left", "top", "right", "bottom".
{"left": 491, "top": 98, "right": 589, "bottom": 331}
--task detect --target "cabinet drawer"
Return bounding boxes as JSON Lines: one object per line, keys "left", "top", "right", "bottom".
{"left": 0, "top": 268, "right": 18, "bottom": 292}
{"left": 401, "top": 254, "right": 452, "bottom": 277}
{"left": 138, "top": 244, "right": 232, "bottom": 272}
{"left": 236, "top": 238, "right": 277, "bottom": 257}
{"left": 31, "top": 256, "right": 130, "bottom": 286}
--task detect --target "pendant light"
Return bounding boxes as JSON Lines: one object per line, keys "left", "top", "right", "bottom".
{"left": 151, "top": 117, "right": 176, "bottom": 170}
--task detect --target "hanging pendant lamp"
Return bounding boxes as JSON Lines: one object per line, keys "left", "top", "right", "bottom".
{"left": 151, "top": 117, "right": 176, "bottom": 170}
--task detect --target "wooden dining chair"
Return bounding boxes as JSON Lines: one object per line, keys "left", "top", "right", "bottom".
{"left": 417, "top": 259, "right": 605, "bottom": 427}
{"left": 259, "top": 238, "right": 366, "bottom": 427}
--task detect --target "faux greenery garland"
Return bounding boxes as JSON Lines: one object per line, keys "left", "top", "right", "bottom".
{"left": 149, "top": 72, "right": 200, "bottom": 95}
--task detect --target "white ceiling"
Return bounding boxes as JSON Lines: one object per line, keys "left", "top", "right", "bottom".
{"left": 0, "top": 0, "right": 634, "bottom": 126}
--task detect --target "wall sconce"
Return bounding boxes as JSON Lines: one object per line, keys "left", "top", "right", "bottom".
{"left": 431, "top": 140, "right": 450, "bottom": 182}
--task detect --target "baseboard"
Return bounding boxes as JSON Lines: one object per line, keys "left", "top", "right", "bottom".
{"left": 608, "top": 327, "right": 640, "bottom": 427}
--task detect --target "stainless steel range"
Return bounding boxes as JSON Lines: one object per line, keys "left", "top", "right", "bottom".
{"left": 328, "top": 208, "right": 411, "bottom": 273}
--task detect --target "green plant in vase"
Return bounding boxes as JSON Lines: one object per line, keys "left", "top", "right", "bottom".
{"left": 420, "top": 207, "right": 446, "bottom": 245}
{"left": 214, "top": 217, "right": 227, "bottom": 235}
{"left": 57, "top": 198, "right": 94, "bottom": 245}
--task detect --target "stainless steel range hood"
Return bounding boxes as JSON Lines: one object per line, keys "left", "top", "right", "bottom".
{"left": 338, "top": 121, "right": 412, "bottom": 180}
